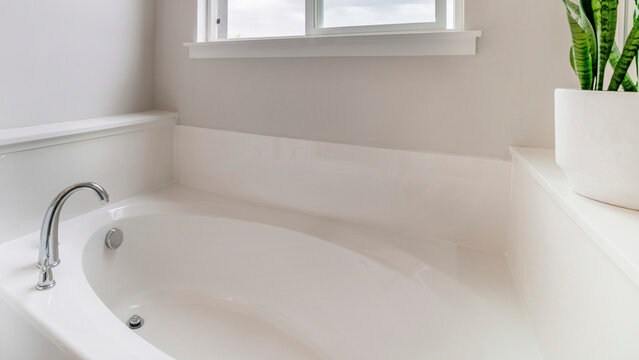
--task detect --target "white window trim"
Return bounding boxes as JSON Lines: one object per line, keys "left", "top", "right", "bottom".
{"left": 188, "top": 0, "right": 479, "bottom": 59}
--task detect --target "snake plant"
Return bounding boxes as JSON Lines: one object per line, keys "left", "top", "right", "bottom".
{"left": 563, "top": 0, "right": 639, "bottom": 91}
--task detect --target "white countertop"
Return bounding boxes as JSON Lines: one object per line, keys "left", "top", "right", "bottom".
{"left": 511, "top": 146, "right": 639, "bottom": 288}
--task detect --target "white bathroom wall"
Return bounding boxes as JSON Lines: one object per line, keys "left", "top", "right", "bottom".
{"left": 0, "top": 0, "right": 155, "bottom": 130}
{"left": 0, "top": 123, "right": 175, "bottom": 244}
{"left": 177, "top": 126, "right": 512, "bottom": 253}
{"left": 155, "top": 0, "right": 575, "bottom": 159}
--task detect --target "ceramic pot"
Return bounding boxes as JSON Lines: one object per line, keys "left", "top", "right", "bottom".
{"left": 555, "top": 88, "right": 639, "bottom": 210}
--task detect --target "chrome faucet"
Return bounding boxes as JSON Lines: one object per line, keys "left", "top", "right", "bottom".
{"left": 37, "top": 182, "right": 109, "bottom": 291}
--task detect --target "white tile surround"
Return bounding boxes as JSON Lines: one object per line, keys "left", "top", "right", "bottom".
{"left": 508, "top": 147, "right": 639, "bottom": 360}
{"left": 9, "top": 116, "right": 639, "bottom": 360}
{"left": 0, "top": 117, "right": 510, "bottom": 251}
{"left": 0, "top": 119, "right": 536, "bottom": 359}
{"left": 0, "top": 113, "right": 176, "bottom": 244}
{"left": 176, "top": 125, "right": 512, "bottom": 253}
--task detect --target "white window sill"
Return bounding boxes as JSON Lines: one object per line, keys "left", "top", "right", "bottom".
{"left": 184, "top": 30, "right": 481, "bottom": 59}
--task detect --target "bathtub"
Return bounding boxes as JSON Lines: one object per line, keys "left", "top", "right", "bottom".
{"left": 0, "top": 185, "right": 541, "bottom": 359}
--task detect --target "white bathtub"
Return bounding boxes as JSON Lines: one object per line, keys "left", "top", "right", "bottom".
{"left": 0, "top": 185, "right": 541, "bottom": 359}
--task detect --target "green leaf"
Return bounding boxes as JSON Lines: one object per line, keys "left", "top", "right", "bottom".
{"left": 610, "top": 42, "right": 638, "bottom": 91}
{"left": 635, "top": 1, "right": 639, "bottom": 80}
{"left": 565, "top": 1, "right": 597, "bottom": 87}
{"left": 592, "top": 0, "right": 618, "bottom": 90}
{"left": 580, "top": 0, "right": 595, "bottom": 26}
{"left": 563, "top": 0, "right": 594, "bottom": 89}
{"left": 579, "top": 0, "right": 598, "bottom": 83}
{"left": 609, "top": 19, "right": 639, "bottom": 90}
{"left": 564, "top": 0, "right": 580, "bottom": 13}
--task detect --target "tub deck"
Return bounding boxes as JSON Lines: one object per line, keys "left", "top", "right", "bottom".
{"left": 0, "top": 185, "right": 541, "bottom": 359}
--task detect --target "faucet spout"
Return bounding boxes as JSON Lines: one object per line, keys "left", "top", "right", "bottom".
{"left": 36, "top": 182, "right": 109, "bottom": 291}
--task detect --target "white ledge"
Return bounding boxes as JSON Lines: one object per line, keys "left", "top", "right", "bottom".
{"left": 0, "top": 111, "right": 178, "bottom": 155}
{"left": 511, "top": 146, "right": 639, "bottom": 288}
{"left": 184, "top": 30, "right": 481, "bottom": 59}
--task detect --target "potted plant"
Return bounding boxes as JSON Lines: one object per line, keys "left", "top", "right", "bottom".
{"left": 558, "top": 0, "right": 639, "bottom": 209}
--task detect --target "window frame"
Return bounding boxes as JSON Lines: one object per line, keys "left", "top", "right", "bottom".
{"left": 307, "top": 0, "right": 448, "bottom": 36}
{"left": 201, "top": 0, "right": 461, "bottom": 42}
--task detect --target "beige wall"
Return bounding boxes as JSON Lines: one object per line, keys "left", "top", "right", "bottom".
{"left": 155, "top": 0, "right": 576, "bottom": 159}
{"left": 0, "top": 0, "right": 156, "bottom": 130}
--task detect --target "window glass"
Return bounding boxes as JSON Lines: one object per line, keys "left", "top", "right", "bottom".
{"left": 227, "top": 0, "right": 305, "bottom": 38}
{"left": 322, "top": 0, "right": 437, "bottom": 28}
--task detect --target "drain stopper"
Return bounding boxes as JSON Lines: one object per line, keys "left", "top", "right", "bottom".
{"left": 127, "top": 315, "right": 144, "bottom": 329}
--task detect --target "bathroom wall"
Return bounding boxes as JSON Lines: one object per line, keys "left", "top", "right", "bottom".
{"left": 0, "top": 0, "right": 156, "bottom": 130}
{"left": 155, "top": 0, "right": 576, "bottom": 159}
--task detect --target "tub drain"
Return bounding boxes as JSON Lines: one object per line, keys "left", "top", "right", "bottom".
{"left": 127, "top": 315, "right": 144, "bottom": 329}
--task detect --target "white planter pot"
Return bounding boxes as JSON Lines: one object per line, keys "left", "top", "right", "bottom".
{"left": 555, "top": 88, "right": 639, "bottom": 210}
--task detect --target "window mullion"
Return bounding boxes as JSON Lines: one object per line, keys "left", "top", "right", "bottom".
{"left": 454, "top": 0, "right": 464, "bottom": 30}
{"left": 435, "top": 0, "right": 447, "bottom": 29}
{"left": 197, "top": 0, "right": 207, "bottom": 42}
{"left": 207, "top": 0, "right": 214, "bottom": 40}
{"left": 305, "top": 0, "right": 316, "bottom": 35}
{"left": 315, "top": 0, "right": 324, "bottom": 30}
